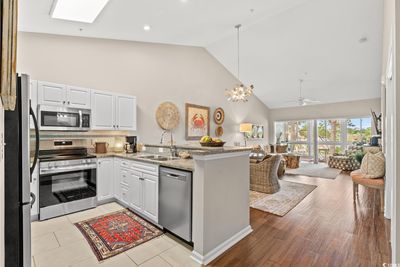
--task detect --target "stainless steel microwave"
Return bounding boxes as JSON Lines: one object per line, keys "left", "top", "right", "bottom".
{"left": 38, "top": 105, "right": 91, "bottom": 131}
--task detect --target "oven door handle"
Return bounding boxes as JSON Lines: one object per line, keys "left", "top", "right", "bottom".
{"left": 79, "top": 110, "right": 83, "bottom": 128}
{"left": 40, "top": 164, "right": 96, "bottom": 175}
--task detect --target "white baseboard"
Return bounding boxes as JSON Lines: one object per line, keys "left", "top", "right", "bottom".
{"left": 191, "top": 225, "right": 253, "bottom": 265}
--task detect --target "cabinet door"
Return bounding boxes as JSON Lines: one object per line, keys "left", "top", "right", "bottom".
{"left": 128, "top": 170, "right": 142, "bottom": 211}
{"left": 67, "top": 86, "right": 91, "bottom": 109}
{"left": 38, "top": 81, "right": 67, "bottom": 106}
{"left": 30, "top": 80, "right": 38, "bottom": 129}
{"left": 142, "top": 174, "right": 158, "bottom": 222}
{"left": 97, "top": 158, "right": 114, "bottom": 201}
{"left": 120, "top": 186, "right": 130, "bottom": 206}
{"left": 91, "top": 90, "right": 115, "bottom": 130}
{"left": 115, "top": 95, "right": 137, "bottom": 131}
{"left": 113, "top": 158, "right": 121, "bottom": 200}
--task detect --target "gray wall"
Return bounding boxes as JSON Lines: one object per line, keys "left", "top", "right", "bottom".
{"left": 268, "top": 98, "right": 381, "bottom": 143}
{"left": 17, "top": 32, "right": 270, "bottom": 146}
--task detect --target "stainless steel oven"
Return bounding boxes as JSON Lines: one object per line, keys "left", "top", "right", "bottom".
{"left": 38, "top": 105, "right": 91, "bottom": 131}
{"left": 39, "top": 157, "right": 97, "bottom": 220}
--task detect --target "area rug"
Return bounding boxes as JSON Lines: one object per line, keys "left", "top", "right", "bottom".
{"left": 285, "top": 163, "right": 341, "bottom": 179}
{"left": 250, "top": 180, "right": 317, "bottom": 216}
{"left": 75, "top": 209, "right": 162, "bottom": 261}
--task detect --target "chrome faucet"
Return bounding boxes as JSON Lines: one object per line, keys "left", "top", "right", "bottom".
{"left": 160, "top": 130, "right": 178, "bottom": 157}
{"left": 160, "top": 130, "right": 168, "bottom": 144}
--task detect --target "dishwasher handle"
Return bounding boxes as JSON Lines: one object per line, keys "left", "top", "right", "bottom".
{"left": 162, "top": 171, "right": 189, "bottom": 182}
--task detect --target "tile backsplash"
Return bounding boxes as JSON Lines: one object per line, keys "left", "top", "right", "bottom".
{"left": 33, "top": 131, "right": 130, "bottom": 152}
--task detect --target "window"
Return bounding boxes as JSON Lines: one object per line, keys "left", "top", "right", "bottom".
{"left": 317, "top": 119, "right": 341, "bottom": 142}
{"left": 347, "top": 118, "right": 372, "bottom": 145}
{"left": 274, "top": 120, "right": 312, "bottom": 160}
{"left": 274, "top": 116, "right": 372, "bottom": 163}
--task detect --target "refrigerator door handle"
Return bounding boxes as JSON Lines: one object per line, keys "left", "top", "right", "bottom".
{"left": 30, "top": 192, "right": 36, "bottom": 208}
{"left": 30, "top": 104, "right": 39, "bottom": 178}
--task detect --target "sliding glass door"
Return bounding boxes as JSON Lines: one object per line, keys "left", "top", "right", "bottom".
{"left": 274, "top": 117, "right": 372, "bottom": 164}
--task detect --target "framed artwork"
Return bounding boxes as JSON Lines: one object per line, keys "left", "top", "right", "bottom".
{"left": 185, "top": 103, "right": 210, "bottom": 140}
{"left": 245, "top": 125, "right": 264, "bottom": 139}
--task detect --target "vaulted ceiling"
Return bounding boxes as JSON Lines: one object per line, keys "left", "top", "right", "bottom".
{"left": 19, "top": 0, "right": 383, "bottom": 109}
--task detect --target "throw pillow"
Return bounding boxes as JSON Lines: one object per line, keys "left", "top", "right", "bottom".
{"left": 360, "top": 152, "right": 385, "bottom": 179}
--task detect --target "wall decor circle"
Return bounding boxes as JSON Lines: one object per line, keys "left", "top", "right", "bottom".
{"left": 213, "top": 107, "right": 225, "bottom": 125}
{"left": 215, "top": 126, "right": 224, "bottom": 137}
{"left": 156, "top": 102, "right": 180, "bottom": 130}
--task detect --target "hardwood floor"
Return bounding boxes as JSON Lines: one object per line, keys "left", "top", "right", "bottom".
{"left": 209, "top": 173, "right": 391, "bottom": 267}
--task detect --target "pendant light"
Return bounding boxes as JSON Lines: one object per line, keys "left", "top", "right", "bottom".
{"left": 226, "top": 24, "right": 254, "bottom": 102}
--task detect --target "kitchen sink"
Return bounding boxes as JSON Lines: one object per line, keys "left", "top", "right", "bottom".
{"left": 138, "top": 155, "right": 180, "bottom": 161}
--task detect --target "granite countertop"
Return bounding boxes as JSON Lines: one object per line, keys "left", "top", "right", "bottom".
{"left": 144, "top": 144, "right": 252, "bottom": 155}
{"left": 90, "top": 152, "right": 194, "bottom": 171}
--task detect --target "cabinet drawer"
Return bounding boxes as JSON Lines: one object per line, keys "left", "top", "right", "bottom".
{"left": 143, "top": 173, "right": 158, "bottom": 182}
{"left": 120, "top": 168, "right": 130, "bottom": 185}
{"left": 131, "top": 161, "right": 158, "bottom": 176}
{"left": 120, "top": 160, "right": 131, "bottom": 169}
{"left": 120, "top": 185, "right": 130, "bottom": 205}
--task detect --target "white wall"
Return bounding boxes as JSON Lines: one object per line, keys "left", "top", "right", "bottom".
{"left": 393, "top": 0, "right": 400, "bottom": 263}
{"left": 267, "top": 98, "right": 381, "bottom": 143}
{"left": 16, "top": 32, "right": 270, "bottom": 146}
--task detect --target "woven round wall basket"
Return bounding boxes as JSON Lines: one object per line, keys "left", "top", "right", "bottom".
{"left": 156, "top": 102, "right": 180, "bottom": 130}
{"left": 213, "top": 107, "right": 225, "bottom": 125}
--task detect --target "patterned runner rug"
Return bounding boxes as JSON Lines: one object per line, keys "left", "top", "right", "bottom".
{"left": 250, "top": 180, "right": 317, "bottom": 216}
{"left": 75, "top": 209, "right": 162, "bottom": 261}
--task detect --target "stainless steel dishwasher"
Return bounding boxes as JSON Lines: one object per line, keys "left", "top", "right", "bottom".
{"left": 159, "top": 167, "right": 192, "bottom": 242}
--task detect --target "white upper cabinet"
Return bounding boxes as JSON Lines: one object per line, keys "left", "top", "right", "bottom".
{"left": 38, "top": 81, "right": 67, "bottom": 106}
{"left": 92, "top": 90, "right": 137, "bottom": 131}
{"left": 91, "top": 90, "right": 115, "bottom": 130}
{"left": 37, "top": 80, "right": 137, "bottom": 131}
{"left": 66, "top": 86, "right": 91, "bottom": 109}
{"left": 115, "top": 94, "right": 137, "bottom": 131}
{"left": 38, "top": 81, "right": 91, "bottom": 109}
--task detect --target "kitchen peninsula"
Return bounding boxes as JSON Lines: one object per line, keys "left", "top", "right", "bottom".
{"left": 92, "top": 144, "right": 252, "bottom": 265}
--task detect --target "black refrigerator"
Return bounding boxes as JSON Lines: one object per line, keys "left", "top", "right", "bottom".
{"left": 4, "top": 74, "right": 39, "bottom": 267}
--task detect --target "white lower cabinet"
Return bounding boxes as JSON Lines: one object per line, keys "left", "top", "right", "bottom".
{"left": 142, "top": 174, "right": 158, "bottom": 221}
{"left": 113, "top": 158, "right": 121, "bottom": 200}
{"left": 114, "top": 159, "right": 159, "bottom": 223}
{"left": 97, "top": 158, "right": 114, "bottom": 201}
{"left": 128, "top": 170, "right": 143, "bottom": 212}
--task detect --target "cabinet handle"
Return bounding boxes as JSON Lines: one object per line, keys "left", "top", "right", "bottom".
{"left": 139, "top": 177, "right": 144, "bottom": 181}
{"left": 62, "top": 101, "right": 66, "bottom": 104}
{"left": 68, "top": 101, "right": 70, "bottom": 105}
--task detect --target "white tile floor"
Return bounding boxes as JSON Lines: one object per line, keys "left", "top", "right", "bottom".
{"left": 31, "top": 202, "right": 201, "bottom": 267}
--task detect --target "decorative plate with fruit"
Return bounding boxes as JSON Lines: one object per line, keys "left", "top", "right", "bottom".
{"left": 199, "top": 136, "right": 226, "bottom": 147}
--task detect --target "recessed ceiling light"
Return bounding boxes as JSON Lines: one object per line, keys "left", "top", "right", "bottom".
{"left": 51, "top": 0, "right": 110, "bottom": 23}
{"left": 180, "top": 0, "right": 188, "bottom": 3}
{"left": 143, "top": 25, "right": 151, "bottom": 31}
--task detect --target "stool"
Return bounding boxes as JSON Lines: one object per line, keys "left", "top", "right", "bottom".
{"left": 350, "top": 169, "right": 384, "bottom": 212}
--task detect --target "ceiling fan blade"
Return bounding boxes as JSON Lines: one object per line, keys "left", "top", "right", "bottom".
{"left": 303, "top": 99, "right": 320, "bottom": 103}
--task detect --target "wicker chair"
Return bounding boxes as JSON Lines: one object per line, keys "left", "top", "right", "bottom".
{"left": 250, "top": 155, "right": 282, "bottom": 194}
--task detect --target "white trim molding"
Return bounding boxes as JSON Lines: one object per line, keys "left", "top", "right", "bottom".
{"left": 192, "top": 151, "right": 250, "bottom": 161}
{"left": 190, "top": 225, "right": 253, "bottom": 265}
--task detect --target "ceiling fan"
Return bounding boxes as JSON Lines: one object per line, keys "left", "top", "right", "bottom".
{"left": 287, "top": 79, "right": 320, "bottom": 106}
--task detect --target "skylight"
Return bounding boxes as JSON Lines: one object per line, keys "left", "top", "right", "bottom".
{"left": 51, "top": 0, "right": 110, "bottom": 23}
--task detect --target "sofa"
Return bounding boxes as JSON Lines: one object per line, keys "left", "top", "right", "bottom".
{"left": 328, "top": 146, "right": 381, "bottom": 171}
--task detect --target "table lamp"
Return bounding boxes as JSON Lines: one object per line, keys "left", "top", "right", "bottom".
{"left": 240, "top": 123, "right": 252, "bottom": 147}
